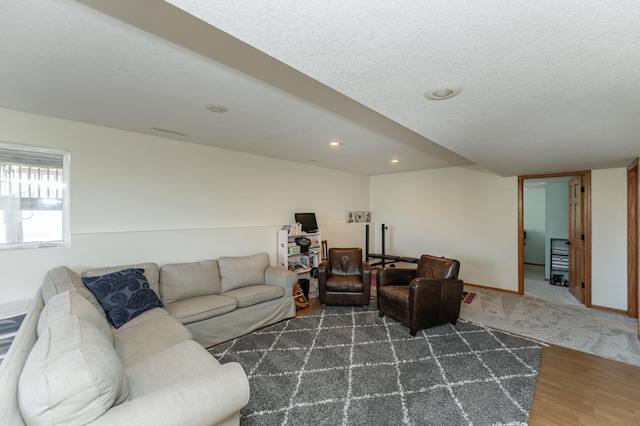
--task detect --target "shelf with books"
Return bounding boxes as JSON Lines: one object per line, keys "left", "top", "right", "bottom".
{"left": 278, "top": 229, "right": 322, "bottom": 298}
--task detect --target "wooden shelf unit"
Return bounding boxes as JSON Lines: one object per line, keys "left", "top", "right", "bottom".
{"left": 277, "top": 229, "right": 322, "bottom": 297}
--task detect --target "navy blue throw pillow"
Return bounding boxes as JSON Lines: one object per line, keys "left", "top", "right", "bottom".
{"left": 82, "top": 268, "right": 162, "bottom": 329}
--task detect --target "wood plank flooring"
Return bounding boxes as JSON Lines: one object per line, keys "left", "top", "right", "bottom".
{"left": 529, "top": 344, "right": 640, "bottom": 425}
{"left": 297, "top": 297, "right": 640, "bottom": 425}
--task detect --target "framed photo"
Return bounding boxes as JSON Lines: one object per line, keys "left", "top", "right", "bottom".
{"left": 365, "top": 211, "right": 372, "bottom": 222}
{"left": 345, "top": 211, "right": 354, "bottom": 223}
{"left": 355, "top": 211, "right": 364, "bottom": 223}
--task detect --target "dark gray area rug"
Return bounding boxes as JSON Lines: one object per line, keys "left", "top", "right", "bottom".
{"left": 209, "top": 305, "right": 542, "bottom": 425}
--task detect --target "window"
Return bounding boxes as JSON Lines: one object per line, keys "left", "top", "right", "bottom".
{"left": 0, "top": 142, "right": 69, "bottom": 249}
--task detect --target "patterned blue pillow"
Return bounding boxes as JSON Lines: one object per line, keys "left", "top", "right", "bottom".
{"left": 82, "top": 268, "right": 162, "bottom": 329}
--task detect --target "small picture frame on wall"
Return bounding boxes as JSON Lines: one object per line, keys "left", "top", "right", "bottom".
{"left": 365, "top": 211, "right": 372, "bottom": 222}
{"left": 345, "top": 211, "right": 354, "bottom": 223}
{"left": 355, "top": 211, "right": 364, "bottom": 223}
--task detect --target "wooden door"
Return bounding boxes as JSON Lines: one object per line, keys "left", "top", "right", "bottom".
{"left": 568, "top": 177, "right": 585, "bottom": 303}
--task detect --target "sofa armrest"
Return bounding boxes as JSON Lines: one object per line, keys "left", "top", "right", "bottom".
{"left": 89, "top": 362, "right": 249, "bottom": 426}
{"left": 264, "top": 266, "right": 297, "bottom": 290}
{"left": 376, "top": 267, "right": 417, "bottom": 288}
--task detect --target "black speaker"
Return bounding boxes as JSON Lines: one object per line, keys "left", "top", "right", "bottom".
{"left": 298, "top": 278, "right": 309, "bottom": 299}
{"left": 295, "top": 237, "right": 311, "bottom": 253}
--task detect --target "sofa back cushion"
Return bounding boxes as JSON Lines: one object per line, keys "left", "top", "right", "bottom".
{"left": 82, "top": 262, "right": 161, "bottom": 297}
{"left": 38, "top": 290, "right": 113, "bottom": 344}
{"left": 160, "top": 260, "right": 220, "bottom": 303}
{"left": 218, "top": 252, "right": 270, "bottom": 293}
{"left": 41, "top": 266, "right": 107, "bottom": 320}
{"left": 18, "top": 315, "right": 129, "bottom": 425}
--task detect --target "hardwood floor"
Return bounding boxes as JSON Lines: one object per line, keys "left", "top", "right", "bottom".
{"left": 294, "top": 295, "right": 321, "bottom": 317}
{"left": 530, "top": 345, "right": 640, "bottom": 425}
{"left": 297, "top": 297, "right": 640, "bottom": 424}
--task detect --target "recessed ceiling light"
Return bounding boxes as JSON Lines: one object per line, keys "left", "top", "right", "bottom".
{"left": 329, "top": 140, "right": 340, "bottom": 147}
{"left": 390, "top": 158, "right": 399, "bottom": 164}
{"left": 424, "top": 84, "right": 462, "bottom": 100}
{"left": 205, "top": 104, "right": 228, "bottom": 113}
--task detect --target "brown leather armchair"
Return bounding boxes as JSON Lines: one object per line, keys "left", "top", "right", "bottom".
{"left": 377, "top": 254, "right": 463, "bottom": 335}
{"left": 318, "top": 247, "right": 371, "bottom": 310}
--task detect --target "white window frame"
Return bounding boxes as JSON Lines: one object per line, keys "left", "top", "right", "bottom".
{"left": 0, "top": 142, "right": 70, "bottom": 250}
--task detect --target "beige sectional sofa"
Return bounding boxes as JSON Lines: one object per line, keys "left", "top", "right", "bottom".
{"left": 0, "top": 252, "right": 297, "bottom": 425}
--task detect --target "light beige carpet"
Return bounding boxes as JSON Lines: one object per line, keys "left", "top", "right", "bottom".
{"left": 460, "top": 285, "right": 640, "bottom": 367}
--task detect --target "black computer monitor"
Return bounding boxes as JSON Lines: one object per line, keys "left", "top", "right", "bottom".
{"left": 294, "top": 213, "right": 318, "bottom": 233}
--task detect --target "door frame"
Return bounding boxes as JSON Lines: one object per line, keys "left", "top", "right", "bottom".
{"left": 518, "top": 171, "right": 592, "bottom": 307}
{"left": 627, "top": 158, "right": 639, "bottom": 319}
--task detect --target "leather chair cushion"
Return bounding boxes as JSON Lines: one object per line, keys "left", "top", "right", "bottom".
{"left": 415, "top": 255, "right": 459, "bottom": 280}
{"left": 378, "top": 285, "right": 409, "bottom": 308}
{"left": 325, "top": 276, "right": 364, "bottom": 292}
{"left": 329, "top": 248, "right": 362, "bottom": 276}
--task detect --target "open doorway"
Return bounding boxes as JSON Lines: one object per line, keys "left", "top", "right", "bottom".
{"left": 521, "top": 176, "right": 581, "bottom": 306}
{"left": 518, "top": 171, "right": 592, "bottom": 307}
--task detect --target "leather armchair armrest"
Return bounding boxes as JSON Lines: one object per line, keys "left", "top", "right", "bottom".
{"left": 318, "top": 260, "right": 331, "bottom": 279}
{"left": 409, "top": 278, "right": 464, "bottom": 328}
{"left": 409, "top": 278, "right": 463, "bottom": 299}
{"left": 377, "top": 267, "right": 417, "bottom": 288}
{"left": 318, "top": 260, "right": 330, "bottom": 301}
{"left": 361, "top": 262, "right": 371, "bottom": 281}
{"left": 361, "top": 262, "right": 372, "bottom": 301}
{"left": 409, "top": 277, "right": 441, "bottom": 301}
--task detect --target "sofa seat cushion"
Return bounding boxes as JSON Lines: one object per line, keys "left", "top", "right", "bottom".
{"left": 18, "top": 315, "right": 129, "bottom": 426}
{"left": 116, "top": 306, "right": 166, "bottom": 329}
{"left": 125, "top": 340, "right": 222, "bottom": 399}
{"left": 160, "top": 260, "right": 220, "bottom": 303}
{"left": 113, "top": 314, "right": 192, "bottom": 368}
{"left": 218, "top": 252, "right": 270, "bottom": 292}
{"left": 82, "top": 268, "right": 163, "bottom": 329}
{"left": 38, "top": 290, "right": 113, "bottom": 343}
{"left": 163, "top": 295, "right": 237, "bottom": 325}
{"left": 223, "top": 285, "right": 285, "bottom": 308}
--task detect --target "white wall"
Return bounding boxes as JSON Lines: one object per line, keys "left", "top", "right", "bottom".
{"left": 370, "top": 165, "right": 631, "bottom": 309}
{"left": 1, "top": 109, "right": 632, "bottom": 311}
{"left": 523, "top": 188, "right": 545, "bottom": 264}
{"left": 0, "top": 109, "right": 370, "bottom": 303}
{"left": 591, "top": 168, "right": 627, "bottom": 310}
{"left": 371, "top": 165, "right": 519, "bottom": 291}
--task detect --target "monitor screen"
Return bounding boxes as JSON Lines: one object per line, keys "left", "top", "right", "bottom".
{"left": 294, "top": 212, "right": 318, "bottom": 233}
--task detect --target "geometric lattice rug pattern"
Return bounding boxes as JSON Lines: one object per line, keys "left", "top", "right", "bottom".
{"left": 209, "top": 305, "right": 542, "bottom": 425}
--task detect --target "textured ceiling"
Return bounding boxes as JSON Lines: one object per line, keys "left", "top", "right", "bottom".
{"left": 1, "top": 0, "right": 639, "bottom": 177}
